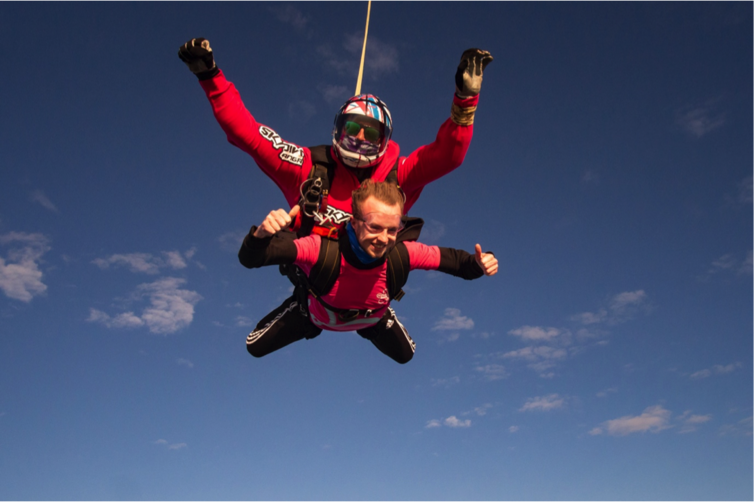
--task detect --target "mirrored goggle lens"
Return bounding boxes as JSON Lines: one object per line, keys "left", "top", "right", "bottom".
{"left": 345, "top": 121, "right": 382, "bottom": 143}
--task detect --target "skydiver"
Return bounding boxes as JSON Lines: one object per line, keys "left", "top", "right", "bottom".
{"left": 178, "top": 37, "right": 493, "bottom": 237}
{"left": 238, "top": 179, "right": 498, "bottom": 363}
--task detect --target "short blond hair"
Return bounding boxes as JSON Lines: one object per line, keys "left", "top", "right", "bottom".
{"left": 351, "top": 179, "right": 404, "bottom": 219}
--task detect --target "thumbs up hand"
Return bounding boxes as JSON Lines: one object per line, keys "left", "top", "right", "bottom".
{"left": 254, "top": 205, "right": 300, "bottom": 238}
{"left": 474, "top": 244, "right": 498, "bottom": 276}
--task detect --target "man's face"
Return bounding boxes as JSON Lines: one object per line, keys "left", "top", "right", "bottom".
{"left": 352, "top": 196, "right": 403, "bottom": 259}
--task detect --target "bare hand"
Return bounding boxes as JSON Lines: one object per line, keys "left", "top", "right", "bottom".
{"left": 253, "top": 206, "right": 300, "bottom": 238}
{"left": 474, "top": 244, "right": 498, "bottom": 276}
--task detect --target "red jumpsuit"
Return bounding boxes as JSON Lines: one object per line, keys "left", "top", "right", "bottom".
{"left": 199, "top": 70, "right": 479, "bottom": 230}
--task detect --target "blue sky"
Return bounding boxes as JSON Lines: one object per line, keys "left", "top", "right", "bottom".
{"left": 0, "top": 2, "right": 751, "bottom": 500}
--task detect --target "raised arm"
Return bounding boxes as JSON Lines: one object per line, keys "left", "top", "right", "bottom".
{"left": 179, "top": 38, "right": 308, "bottom": 206}
{"left": 397, "top": 49, "right": 493, "bottom": 208}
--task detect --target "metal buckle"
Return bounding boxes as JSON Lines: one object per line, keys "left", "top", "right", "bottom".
{"left": 338, "top": 309, "right": 360, "bottom": 321}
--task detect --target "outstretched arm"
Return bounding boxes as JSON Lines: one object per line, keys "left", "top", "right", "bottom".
{"left": 403, "top": 241, "right": 497, "bottom": 280}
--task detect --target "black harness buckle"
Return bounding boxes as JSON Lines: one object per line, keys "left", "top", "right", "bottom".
{"left": 338, "top": 309, "right": 360, "bottom": 321}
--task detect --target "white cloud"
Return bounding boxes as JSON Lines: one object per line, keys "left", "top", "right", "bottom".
{"left": 318, "top": 35, "right": 399, "bottom": 79}
{"left": 508, "top": 425, "right": 519, "bottom": 433}
{"left": 0, "top": 232, "right": 50, "bottom": 302}
{"left": 154, "top": 439, "right": 187, "bottom": 450}
{"left": 87, "top": 277, "right": 202, "bottom": 334}
{"left": 431, "top": 376, "right": 460, "bottom": 388}
{"left": 589, "top": 405, "right": 672, "bottom": 436}
{"left": 596, "top": 387, "right": 618, "bottom": 398}
{"left": 609, "top": 289, "right": 647, "bottom": 315}
{"left": 709, "top": 252, "right": 752, "bottom": 276}
{"left": 218, "top": 231, "right": 246, "bottom": 252}
{"left": 508, "top": 325, "right": 562, "bottom": 341}
{"left": 343, "top": 33, "right": 399, "bottom": 75}
{"left": 676, "top": 411, "right": 712, "bottom": 433}
{"left": 444, "top": 416, "right": 471, "bottom": 428}
{"left": 177, "top": 358, "right": 194, "bottom": 369}
{"left": 718, "top": 416, "right": 753, "bottom": 437}
{"left": 432, "top": 308, "right": 474, "bottom": 331}
{"left": 30, "top": 190, "right": 58, "bottom": 212}
{"left": 572, "top": 290, "right": 648, "bottom": 326}
{"left": 690, "top": 362, "right": 742, "bottom": 379}
{"left": 519, "top": 394, "right": 565, "bottom": 412}
{"left": 741, "top": 250, "right": 753, "bottom": 275}
{"left": 235, "top": 316, "right": 256, "bottom": 327}
{"left": 92, "top": 250, "right": 192, "bottom": 274}
{"left": 461, "top": 403, "right": 493, "bottom": 417}
{"left": 675, "top": 100, "right": 726, "bottom": 138}
{"left": 474, "top": 364, "right": 508, "bottom": 381}
{"left": 318, "top": 84, "right": 351, "bottom": 105}
{"left": 738, "top": 176, "right": 754, "bottom": 204}
{"left": 425, "top": 419, "right": 442, "bottom": 429}
{"left": 269, "top": 4, "right": 308, "bottom": 30}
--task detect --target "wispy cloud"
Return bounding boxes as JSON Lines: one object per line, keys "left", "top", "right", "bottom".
{"left": 589, "top": 405, "right": 672, "bottom": 436}
{"left": 176, "top": 358, "right": 194, "bottom": 369}
{"left": 474, "top": 363, "right": 508, "bottom": 381}
{"left": 154, "top": 439, "right": 188, "bottom": 450}
{"left": 508, "top": 326, "right": 564, "bottom": 341}
{"left": 675, "top": 99, "right": 726, "bottom": 138}
{"left": 736, "top": 176, "right": 753, "bottom": 204}
{"left": 92, "top": 249, "right": 196, "bottom": 274}
{"left": 269, "top": 4, "right": 308, "bottom": 31}
{"left": 571, "top": 290, "right": 649, "bottom": 326}
{"left": 317, "top": 35, "right": 399, "bottom": 80}
{"left": 30, "top": 190, "right": 58, "bottom": 212}
{"left": 689, "top": 362, "right": 742, "bottom": 379}
{"left": 704, "top": 251, "right": 752, "bottom": 277}
{"left": 430, "top": 376, "right": 460, "bottom": 387}
{"left": 676, "top": 410, "right": 712, "bottom": 434}
{"left": 432, "top": 308, "right": 474, "bottom": 331}
{"left": 426, "top": 415, "right": 472, "bottom": 429}
{"left": 519, "top": 394, "right": 565, "bottom": 412}
{"left": 718, "top": 416, "right": 753, "bottom": 437}
{"left": 88, "top": 277, "right": 202, "bottom": 334}
{"left": 218, "top": 231, "right": 246, "bottom": 252}
{"left": 0, "top": 232, "right": 50, "bottom": 302}
{"left": 596, "top": 387, "right": 618, "bottom": 398}
{"left": 317, "top": 84, "right": 351, "bottom": 105}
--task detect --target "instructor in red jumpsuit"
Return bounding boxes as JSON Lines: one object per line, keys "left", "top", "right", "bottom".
{"left": 178, "top": 38, "right": 493, "bottom": 237}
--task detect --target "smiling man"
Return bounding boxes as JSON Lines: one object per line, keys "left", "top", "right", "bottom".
{"left": 238, "top": 180, "right": 498, "bottom": 364}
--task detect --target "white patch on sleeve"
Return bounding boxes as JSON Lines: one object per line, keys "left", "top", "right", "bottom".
{"left": 259, "top": 126, "right": 305, "bottom": 166}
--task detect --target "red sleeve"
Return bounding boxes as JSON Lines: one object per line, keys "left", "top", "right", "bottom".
{"left": 403, "top": 241, "right": 442, "bottom": 271}
{"left": 199, "top": 70, "right": 310, "bottom": 206}
{"left": 398, "top": 93, "right": 479, "bottom": 211}
{"left": 293, "top": 235, "right": 322, "bottom": 275}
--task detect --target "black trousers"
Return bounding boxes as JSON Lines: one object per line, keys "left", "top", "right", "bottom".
{"left": 246, "top": 295, "right": 416, "bottom": 364}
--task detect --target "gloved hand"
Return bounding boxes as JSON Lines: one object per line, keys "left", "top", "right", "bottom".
{"left": 455, "top": 48, "right": 493, "bottom": 98}
{"left": 178, "top": 38, "right": 219, "bottom": 80}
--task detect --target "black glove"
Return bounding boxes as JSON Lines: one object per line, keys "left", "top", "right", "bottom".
{"left": 178, "top": 38, "right": 219, "bottom": 80}
{"left": 455, "top": 48, "right": 493, "bottom": 98}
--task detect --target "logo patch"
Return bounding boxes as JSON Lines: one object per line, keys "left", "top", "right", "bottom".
{"left": 259, "top": 126, "right": 304, "bottom": 166}
{"left": 314, "top": 206, "right": 352, "bottom": 226}
{"left": 376, "top": 288, "right": 390, "bottom": 305}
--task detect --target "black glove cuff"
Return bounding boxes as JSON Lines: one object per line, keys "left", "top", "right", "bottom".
{"left": 196, "top": 66, "right": 220, "bottom": 81}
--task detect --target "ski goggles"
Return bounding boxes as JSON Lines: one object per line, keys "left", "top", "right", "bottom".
{"left": 355, "top": 213, "right": 404, "bottom": 236}
{"left": 344, "top": 121, "right": 383, "bottom": 144}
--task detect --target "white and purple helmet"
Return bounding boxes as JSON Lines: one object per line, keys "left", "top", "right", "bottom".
{"left": 332, "top": 94, "right": 393, "bottom": 169}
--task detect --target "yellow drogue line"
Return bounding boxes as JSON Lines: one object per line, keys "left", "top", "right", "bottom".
{"left": 354, "top": 0, "right": 371, "bottom": 96}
